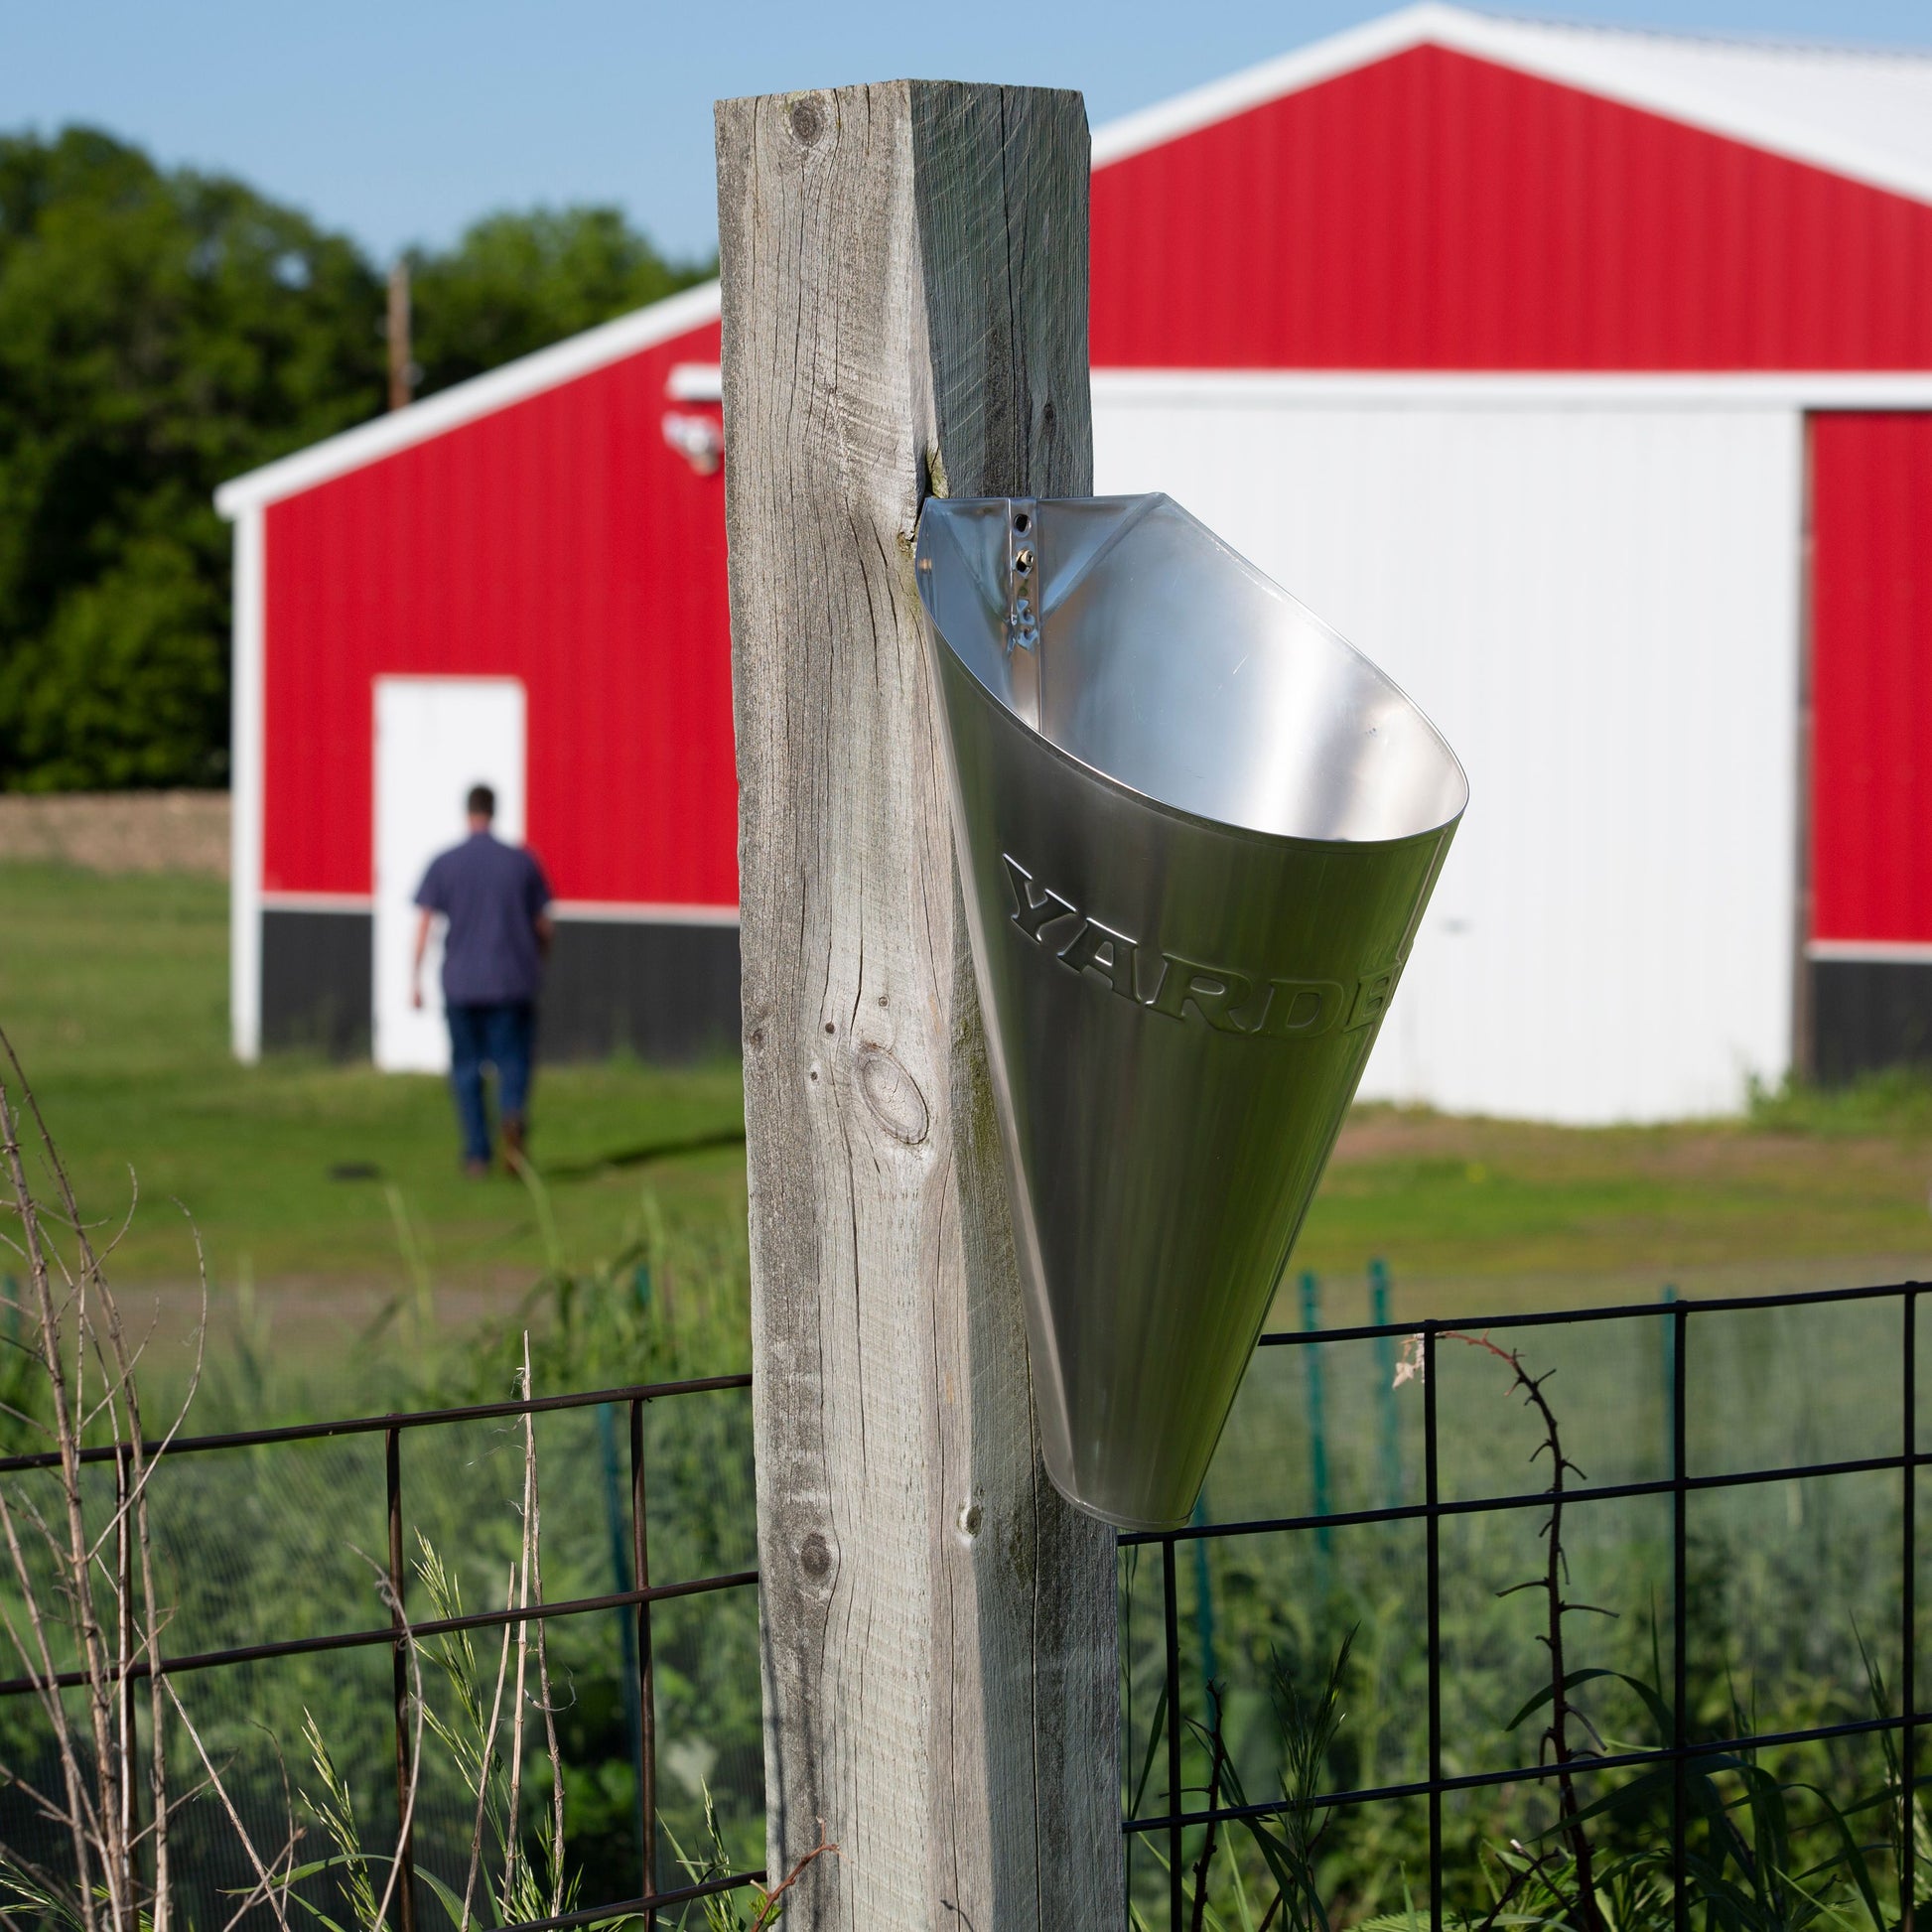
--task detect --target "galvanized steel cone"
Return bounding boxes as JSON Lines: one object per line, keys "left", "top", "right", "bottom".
{"left": 915, "top": 494, "right": 1467, "bottom": 1531}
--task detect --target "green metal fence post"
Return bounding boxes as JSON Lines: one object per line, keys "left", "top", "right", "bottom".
{"left": 1660, "top": 1283, "right": 1679, "bottom": 1479}
{"left": 1300, "top": 1271, "right": 1334, "bottom": 1553}
{"left": 1370, "top": 1257, "right": 1403, "bottom": 1509}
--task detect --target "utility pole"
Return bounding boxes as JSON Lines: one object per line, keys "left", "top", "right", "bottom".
{"left": 716, "top": 81, "right": 1121, "bottom": 1929}
{"left": 387, "top": 260, "right": 413, "bottom": 412}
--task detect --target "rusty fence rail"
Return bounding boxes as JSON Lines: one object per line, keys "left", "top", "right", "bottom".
{"left": 0, "top": 1373, "right": 764, "bottom": 1930}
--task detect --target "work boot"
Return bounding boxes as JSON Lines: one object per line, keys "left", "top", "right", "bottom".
{"left": 501, "top": 1115, "right": 527, "bottom": 1173}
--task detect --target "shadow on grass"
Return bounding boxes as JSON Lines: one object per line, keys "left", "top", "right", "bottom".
{"left": 539, "top": 1123, "right": 748, "bottom": 1180}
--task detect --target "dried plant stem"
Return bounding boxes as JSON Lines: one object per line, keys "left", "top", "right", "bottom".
{"left": 0, "top": 1472, "right": 100, "bottom": 1904}
{"left": 522, "top": 1332, "right": 568, "bottom": 1916}
{"left": 214, "top": 1736, "right": 299, "bottom": 1932}
{"left": 91, "top": 1223, "right": 206, "bottom": 1932}
{"left": 162, "top": 1677, "right": 295, "bottom": 1932}
{"left": 460, "top": 1562, "right": 519, "bottom": 1932}
{"left": 504, "top": 1343, "right": 537, "bottom": 1909}
{"left": 0, "top": 1064, "right": 111, "bottom": 1932}
{"left": 368, "top": 1566, "right": 427, "bottom": 1932}
{"left": 0, "top": 1026, "right": 223, "bottom": 1932}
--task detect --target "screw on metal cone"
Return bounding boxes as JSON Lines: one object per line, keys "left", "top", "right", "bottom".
{"left": 915, "top": 494, "right": 1468, "bottom": 1531}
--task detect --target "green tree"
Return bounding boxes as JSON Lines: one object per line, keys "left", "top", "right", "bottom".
{"left": 0, "top": 133, "right": 710, "bottom": 793}
{"left": 407, "top": 205, "right": 710, "bottom": 395}
{"left": 0, "top": 126, "right": 386, "bottom": 789}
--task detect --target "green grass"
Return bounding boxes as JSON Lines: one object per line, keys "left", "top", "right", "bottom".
{"left": 5, "top": 859, "right": 1932, "bottom": 1340}
{"left": 0, "top": 862, "right": 746, "bottom": 1346}
{"left": 1294, "top": 1104, "right": 1932, "bottom": 1316}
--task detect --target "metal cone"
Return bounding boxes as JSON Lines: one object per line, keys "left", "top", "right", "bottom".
{"left": 915, "top": 494, "right": 1467, "bottom": 1530}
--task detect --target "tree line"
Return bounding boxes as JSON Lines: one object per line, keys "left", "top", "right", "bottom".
{"left": 0, "top": 125, "right": 711, "bottom": 792}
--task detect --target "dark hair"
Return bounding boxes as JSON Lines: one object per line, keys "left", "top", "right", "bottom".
{"left": 467, "top": 784, "right": 495, "bottom": 819}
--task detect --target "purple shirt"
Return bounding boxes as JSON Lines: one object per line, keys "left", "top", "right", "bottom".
{"left": 415, "top": 832, "right": 553, "bottom": 1006}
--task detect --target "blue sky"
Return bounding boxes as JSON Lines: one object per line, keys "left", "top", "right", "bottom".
{"left": 6, "top": 1, "right": 1932, "bottom": 263}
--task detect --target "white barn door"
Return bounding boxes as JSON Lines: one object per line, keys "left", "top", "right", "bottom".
{"left": 372, "top": 677, "right": 527, "bottom": 1073}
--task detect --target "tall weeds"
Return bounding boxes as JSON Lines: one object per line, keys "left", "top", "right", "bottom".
{"left": 0, "top": 1026, "right": 296, "bottom": 1932}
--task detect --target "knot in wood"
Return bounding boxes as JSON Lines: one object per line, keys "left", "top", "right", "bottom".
{"left": 787, "top": 94, "right": 827, "bottom": 147}
{"left": 798, "top": 1530, "right": 833, "bottom": 1582}
{"left": 855, "top": 1042, "right": 928, "bottom": 1145}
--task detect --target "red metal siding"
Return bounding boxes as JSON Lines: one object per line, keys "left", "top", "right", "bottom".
{"left": 1811, "top": 413, "right": 1932, "bottom": 944}
{"left": 262, "top": 320, "right": 733, "bottom": 905}
{"left": 1092, "top": 45, "right": 1932, "bottom": 370}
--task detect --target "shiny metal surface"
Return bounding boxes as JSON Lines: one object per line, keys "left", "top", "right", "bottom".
{"left": 915, "top": 493, "right": 1467, "bottom": 1530}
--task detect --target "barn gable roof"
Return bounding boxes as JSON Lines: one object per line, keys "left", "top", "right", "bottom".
{"left": 214, "top": 279, "right": 722, "bottom": 516}
{"left": 217, "top": 6, "right": 1932, "bottom": 513}
{"left": 1095, "top": 4, "right": 1932, "bottom": 207}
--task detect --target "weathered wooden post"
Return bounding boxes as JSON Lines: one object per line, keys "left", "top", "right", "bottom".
{"left": 715, "top": 82, "right": 1122, "bottom": 1926}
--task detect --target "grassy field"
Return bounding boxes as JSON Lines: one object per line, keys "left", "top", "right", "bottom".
{"left": 3, "top": 859, "right": 1932, "bottom": 1343}
{"left": 0, "top": 862, "right": 747, "bottom": 1369}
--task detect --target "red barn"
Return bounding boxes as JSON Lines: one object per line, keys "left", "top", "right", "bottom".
{"left": 220, "top": 5, "right": 1932, "bottom": 1118}
{"left": 217, "top": 288, "right": 734, "bottom": 1069}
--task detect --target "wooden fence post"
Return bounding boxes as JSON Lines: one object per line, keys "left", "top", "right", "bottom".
{"left": 716, "top": 81, "right": 1121, "bottom": 1927}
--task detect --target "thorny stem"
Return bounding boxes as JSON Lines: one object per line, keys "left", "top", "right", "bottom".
{"left": 1188, "top": 1704, "right": 1225, "bottom": 1932}
{"left": 1474, "top": 1841, "right": 1570, "bottom": 1932}
{"left": 1444, "top": 1331, "right": 1606, "bottom": 1932}
{"left": 748, "top": 1828, "right": 839, "bottom": 1932}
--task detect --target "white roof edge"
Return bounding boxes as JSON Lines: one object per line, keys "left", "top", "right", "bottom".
{"left": 1090, "top": 4, "right": 1457, "bottom": 166}
{"left": 1089, "top": 3, "right": 1932, "bottom": 209}
{"left": 214, "top": 278, "right": 722, "bottom": 516}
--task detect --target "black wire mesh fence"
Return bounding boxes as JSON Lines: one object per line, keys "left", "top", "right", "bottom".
{"left": 0, "top": 1375, "right": 765, "bottom": 1930}
{"left": 1123, "top": 1280, "right": 1931, "bottom": 1932}
{"left": 4, "top": 1281, "right": 1921, "bottom": 1930}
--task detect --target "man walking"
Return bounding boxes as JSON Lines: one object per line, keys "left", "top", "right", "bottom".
{"left": 411, "top": 784, "right": 554, "bottom": 1174}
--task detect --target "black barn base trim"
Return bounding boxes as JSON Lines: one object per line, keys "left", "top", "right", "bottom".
{"left": 1811, "top": 957, "right": 1932, "bottom": 1085}
{"left": 262, "top": 908, "right": 372, "bottom": 1057}
{"left": 544, "top": 916, "right": 742, "bottom": 1061}
{"left": 258, "top": 910, "right": 742, "bottom": 1064}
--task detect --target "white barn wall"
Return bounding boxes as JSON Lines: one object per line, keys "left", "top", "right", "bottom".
{"left": 1093, "top": 394, "right": 1804, "bottom": 1123}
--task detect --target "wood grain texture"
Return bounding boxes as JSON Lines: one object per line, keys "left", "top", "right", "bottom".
{"left": 716, "top": 80, "right": 1120, "bottom": 1929}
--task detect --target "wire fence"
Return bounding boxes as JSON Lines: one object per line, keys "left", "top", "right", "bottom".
{"left": 3, "top": 1281, "right": 1917, "bottom": 1931}
{"left": 0, "top": 1373, "right": 766, "bottom": 1930}
{"left": 1123, "top": 1280, "right": 1928, "bottom": 1932}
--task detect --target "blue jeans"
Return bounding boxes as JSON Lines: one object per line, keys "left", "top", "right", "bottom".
{"left": 446, "top": 1002, "right": 535, "bottom": 1166}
